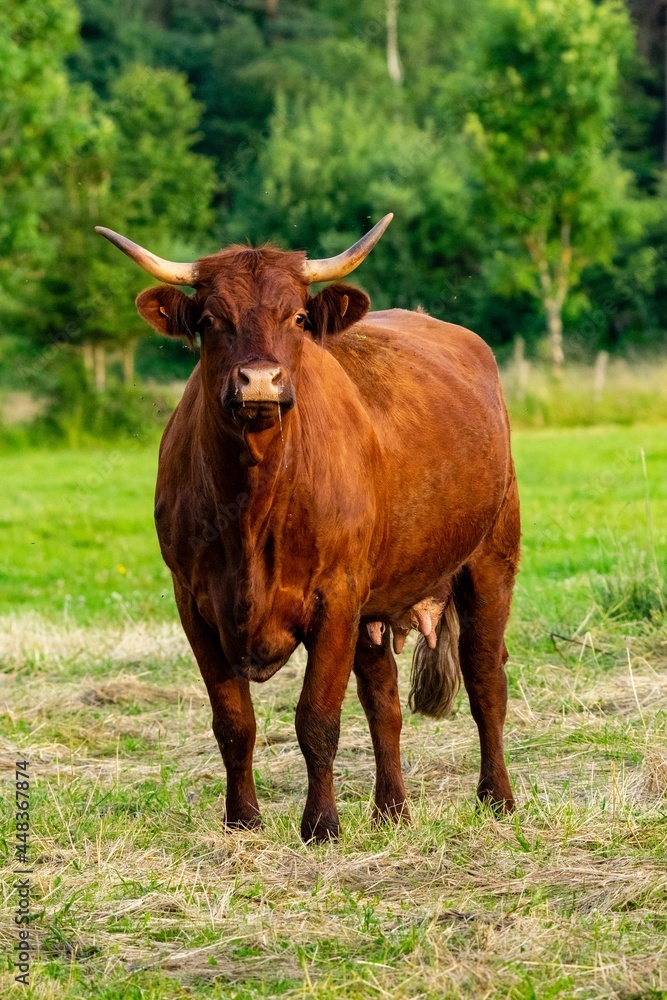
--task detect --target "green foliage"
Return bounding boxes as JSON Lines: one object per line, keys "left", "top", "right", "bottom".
{"left": 25, "top": 64, "right": 216, "bottom": 359}
{"left": 459, "top": 0, "right": 636, "bottom": 355}
{"left": 0, "top": 0, "right": 93, "bottom": 290}
{"left": 104, "top": 64, "right": 215, "bottom": 238}
{"left": 3, "top": 0, "right": 667, "bottom": 421}
{"left": 69, "top": 0, "right": 275, "bottom": 165}
{"left": 235, "top": 85, "right": 476, "bottom": 315}
{"left": 34, "top": 359, "right": 171, "bottom": 446}
{"left": 576, "top": 186, "right": 667, "bottom": 349}
{"left": 0, "top": 1, "right": 216, "bottom": 409}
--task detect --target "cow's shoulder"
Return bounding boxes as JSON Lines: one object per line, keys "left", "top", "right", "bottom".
{"left": 325, "top": 308, "right": 499, "bottom": 414}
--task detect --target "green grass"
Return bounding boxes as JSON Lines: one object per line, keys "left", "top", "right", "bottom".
{"left": 0, "top": 445, "right": 171, "bottom": 621}
{"left": 1, "top": 425, "right": 667, "bottom": 998}
{"left": 513, "top": 424, "right": 667, "bottom": 644}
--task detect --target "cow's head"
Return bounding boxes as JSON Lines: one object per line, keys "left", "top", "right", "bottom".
{"left": 95, "top": 216, "right": 392, "bottom": 430}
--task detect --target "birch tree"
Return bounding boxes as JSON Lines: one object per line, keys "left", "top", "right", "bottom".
{"left": 462, "top": 0, "right": 633, "bottom": 372}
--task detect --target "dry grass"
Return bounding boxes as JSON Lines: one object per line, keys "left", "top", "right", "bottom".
{"left": 502, "top": 358, "right": 667, "bottom": 428}
{"left": 1, "top": 613, "right": 667, "bottom": 999}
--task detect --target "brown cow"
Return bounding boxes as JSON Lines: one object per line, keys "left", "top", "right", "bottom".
{"left": 96, "top": 216, "right": 520, "bottom": 842}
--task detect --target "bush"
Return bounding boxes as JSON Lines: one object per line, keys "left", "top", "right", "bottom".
{"left": 0, "top": 355, "right": 171, "bottom": 448}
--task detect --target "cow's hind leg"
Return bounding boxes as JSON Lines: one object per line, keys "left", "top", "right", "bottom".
{"left": 453, "top": 479, "right": 520, "bottom": 812}
{"left": 354, "top": 628, "right": 408, "bottom": 822}
{"left": 174, "top": 583, "right": 260, "bottom": 829}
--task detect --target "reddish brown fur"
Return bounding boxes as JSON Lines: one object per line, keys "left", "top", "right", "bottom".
{"left": 135, "top": 245, "right": 520, "bottom": 841}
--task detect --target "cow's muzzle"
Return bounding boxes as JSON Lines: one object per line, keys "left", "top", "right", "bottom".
{"left": 226, "top": 362, "right": 295, "bottom": 418}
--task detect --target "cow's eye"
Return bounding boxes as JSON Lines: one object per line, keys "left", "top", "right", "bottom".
{"left": 199, "top": 314, "right": 215, "bottom": 331}
{"left": 295, "top": 312, "right": 307, "bottom": 326}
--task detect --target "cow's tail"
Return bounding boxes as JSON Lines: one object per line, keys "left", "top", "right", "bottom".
{"left": 408, "top": 598, "right": 461, "bottom": 719}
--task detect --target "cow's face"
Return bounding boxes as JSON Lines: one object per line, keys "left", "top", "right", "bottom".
{"left": 95, "top": 216, "right": 392, "bottom": 430}
{"left": 135, "top": 248, "right": 370, "bottom": 429}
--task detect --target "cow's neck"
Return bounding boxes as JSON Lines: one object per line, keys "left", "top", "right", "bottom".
{"left": 197, "top": 391, "right": 312, "bottom": 645}
{"left": 196, "top": 339, "right": 378, "bottom": 590}
{"left": 196, "top": 385, "right": 303, "bottom": 562}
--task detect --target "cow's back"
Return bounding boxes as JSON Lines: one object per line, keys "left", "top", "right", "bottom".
{"left": 328, "top": 309, "right": 503, "bottom": 424}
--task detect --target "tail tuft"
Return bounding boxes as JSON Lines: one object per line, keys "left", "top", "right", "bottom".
{"left": 408, "top": 599, "right": 461, "bottom": 719}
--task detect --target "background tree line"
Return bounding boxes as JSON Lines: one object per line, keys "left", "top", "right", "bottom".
{"left": 2, "top": 0, "right": 667, "bottom": 409}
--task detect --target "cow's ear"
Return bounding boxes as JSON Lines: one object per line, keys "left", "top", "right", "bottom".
{"left": 136, "top": 286, "right": 197, "bottom": 344}
{"left": 307, "top": 284, "right": 370, "bottom": 338}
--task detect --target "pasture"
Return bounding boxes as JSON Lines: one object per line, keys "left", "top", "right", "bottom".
{"left": 1, "top": 425, "right": 666, "bottom": 999}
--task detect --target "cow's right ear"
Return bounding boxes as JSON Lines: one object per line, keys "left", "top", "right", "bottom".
{"left": 136, "top": 287, "right": 197, "bottom": 344}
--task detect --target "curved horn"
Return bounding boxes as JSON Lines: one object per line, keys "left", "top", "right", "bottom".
{"left": 94, "top": 227, "right": 197, "bottom": 285}
{"left": 302, "top": 213, "right": 393, "bottom": 284}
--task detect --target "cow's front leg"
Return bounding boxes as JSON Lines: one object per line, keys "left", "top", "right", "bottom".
{"left": 174, "top": 583, "right": 260, "bottom": 829}
{"left": 296, "top": 607, "right": 357, "bottom": 842}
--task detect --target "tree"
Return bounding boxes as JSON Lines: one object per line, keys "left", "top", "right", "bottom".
{"left": 4, "top": 0, "right": 662, "bottom": 380}
{"left": 29, "top": 65, "right": 216, "bottom": 388}
{"left": 231, "top": 84, "right": 478, "bottom": 321}
{"left": 626, "top": 0, "right": 667, "bottom": 165}
{"left": 460, "top": 0, "right": 634, "bottom": 371}
{"left": 95, "top": 65, "right": 216, "bottom": 382}
{"left": 0, "top": 0, "right": 93, "bottom": 293}
{"left": 69, "top": 0, "right": 274, "bottom": 172}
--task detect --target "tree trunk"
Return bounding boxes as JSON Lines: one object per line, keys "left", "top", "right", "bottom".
{"left": 513, "top": 336, "right": 529, "bottom": 400}
{"left": 82, "top": 342, "right": 94, "bottom": 376}
{"left": 122, "top": 340, "right": 137, "bottom": 385}
{"left": 526, "top": 223, "right": 571, "bottom": 378}
{"left": 546, "top": 301, "right": 565, "bottom": 377}
{"left": 93, "top": 344, "right": 106, "bottom": 393}
{"left": 594, "top": 350, "right": 609, "bottom": 402}
{"left": 664, "top": 0, "right": 667, "bottom": 165}
{"left": 386, "top": 0, "right": 403, "bottom": 86}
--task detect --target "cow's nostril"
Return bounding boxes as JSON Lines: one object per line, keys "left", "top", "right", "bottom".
{"left": 270, "top": 369, "right": 281, "bottom": 384}
{"left": 238, "top": 369, "right": 251, "bottom": 386}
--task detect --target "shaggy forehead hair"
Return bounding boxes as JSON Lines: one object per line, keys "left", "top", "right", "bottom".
{"left": 195, "top": 246, "right": 307, "bottom": 294}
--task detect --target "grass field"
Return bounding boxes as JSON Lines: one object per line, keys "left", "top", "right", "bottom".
{"left": 1, "top": 426, "right": 666, "bottom": 999}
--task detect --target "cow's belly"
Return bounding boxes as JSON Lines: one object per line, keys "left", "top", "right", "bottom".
{"left": 364, "top": 468, "right": 508, "bottom": 618}
{"left": 363, "top": 572, "right": 454, "bottom": 622}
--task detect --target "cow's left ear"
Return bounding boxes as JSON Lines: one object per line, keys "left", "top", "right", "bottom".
{"left": 307, "top": 284, "right": 370, "bottom": 338}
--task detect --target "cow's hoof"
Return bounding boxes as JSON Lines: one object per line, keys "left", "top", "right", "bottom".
{"left": 301, "top": 811, "right": 340, "bottom": 843}
{"left": 373, "top": 798, "right": 410, "bottom": 825}
{"left": 477, "top": 783, "right": 514, "bottom": 815}
{"left": 225, "top": 807, "right": 262, "bottom": 831}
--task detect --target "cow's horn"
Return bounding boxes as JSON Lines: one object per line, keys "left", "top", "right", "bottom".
{"left": 94, "top": 227, "right": 197, "bottom": 285}
{"left": 302, "top": 213, "right": 393, "bottom": 284}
